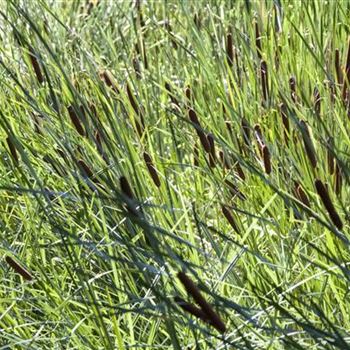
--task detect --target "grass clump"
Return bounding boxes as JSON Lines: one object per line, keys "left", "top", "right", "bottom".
{"left": 1, "top": 1, "right": 350, "bottom": 349}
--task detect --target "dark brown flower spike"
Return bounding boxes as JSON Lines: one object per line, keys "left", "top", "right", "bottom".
{"left": 188, "top": 109, "right": 210, "bottom": 153}
{"left": 262, "top": 145, "right": 271, "bottom": 174}
{"left": 177, "top": 272, "right": 226, "bottom": 333}
{"left": 295, "top": 183, "right": 310, "bottom": 208}
{"left": 175, "top": 296, "right": 211, "bottom": 324}
{"left": 194, "top": 143, "right": 199, "bottom": 166}
{"left": 207, "top": 133, "right": 216, "bottom": 167}
{"left": 28, "top": 46, "right": 44, "bottom": 84}
{"left": 300, "top": 120, "right": 317, "bottom": 168}
{"left": 241, "top": 118, "right": 250, "bottom": 146}
{"left": 279, "top": 103, "right": 289, "bottom": 144}
{"left": 221, "top": 205, "right": 240, "bottom": 234}
{"left": 126, "top": 83, "right": 139, "bottom": 115}
{"left": 68, "top": 106, "right": 85, "bottom": 137}
{"left": 6, "top": 136, "right": 19, "bottom": 164}
{"left": 225, "top": 180, "right": 246, "bottom": 200}
{"left": 313, "top": 87, "right": 321, "bottom": 116}
{"left": 335, "top": 162, "right": 342, "bottom": 195}
{"left": 165, "top": 82, "right": 180, "bottom": 108}
{"left": 78, "top": 159, "right": 96, "bottom": 181}
{"left": 254, "top": 124, "right": 265, "bottom": 155}
{"left": 289, "top": 76, "right": 297, "bottom": 103}
{"left": 143, "top": 152, "right": 161, "bottom": 187}
{"left": 315, "top": 179, "right": 343, "bottom": 230}
{"left": 99, "top": 70, "right": 119, "bottom": 94}
{"left": 335, "top": 49, "right": 343, "bottom": 86}
{"left": 342, "top": 37, "right": 350, "bottom": 102}
{"left": 5, "top": 256, "right": 33, "bottom": 281}
{"left": 119, "top": 176, "right": 141, "bottom": 216}
{"left": 120, "top": 176, "right": 134, "bottom": 199}
{"left": 226, "top": 30, "right": 234, "bottom": 67}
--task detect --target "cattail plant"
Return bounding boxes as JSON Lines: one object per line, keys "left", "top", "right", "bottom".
{"left": 5, "top": 256, "right": 33, "bottom": 281}
{"left": 313, "top": 87, "right": 321, "bottom": 116}
{"left": 255, "top": 21, "right": 262, "bottom": 59}
{"left": 119, "top": 176, "right": 140, "bottom": 216}
{"left": 254, "top": 124, "right": 265, "bottom": 155}
{"left": 99, "top": 70, "right": 119, "bottom": 94}
{"left": 294, "top": 182, "right": 310, "bottom": 208}
{"left": 300, "top": 120, "right": 317, "bottom": 168}
{"left": 185, "top": 85, "right": 192, "bottom": 106}
{"left": 194, "top": 142, "right": 199, "bottom": 166}
{"left": 28, "top": 46, "right": 44, "bottom": 84}
{"left": 226, "top": 29, "right": 234, "bottom": 67}
{"left": 221, "top": 205, "right": 239, "bottom": 234}
{"left": 241, "top": 118, "right": 250, "bottom": 146}
{"left": 207, "top": 133, "right": 216, "bottom": 167}
{"left": 262, "top": 145, "right": 271, "bottom": 174}
{"left": 225, "top": 180, "right": 246, "bottom": 200}
{"left": 260, "top": 60, "right": 269, "bottom": 104}
{"left": 6, "top": 136, "right": 19, "bottom": 164}
{"left": 126, "top": 83, "right": 146, "bottom": 136}
{"left": 315, "top": 179, "right": 343, "bottom": 230}
{"left": 335, "top": 162, "right": 342, "bottom": 195}
{"left": 335, "top": 48, "right": 343, "bottom": 86}
{"left": 188, "top": 108, "right": 210, "bottom": 153}
{"left": 31, "top": 113, "right": 43, "bottom": 135}
{"left": 174, "top": 296, "right": 212, "bottom": 325}
{"left": 177, "top": 272, "right": 226, "bottom": 333}
{"left": 143, "top": 152, "right": 161, "bottom": 187}
{"left": 78, "top": 159, "right": 98, "bottom": 184}
{"left": 68, "top": 106, "right": 85, "bottom": 136}
{"left": 165, "top": 82, "right": 180, "bottom": 108}
{"left": 289, "top": 76, "right": 297, "bottom": 103}
{"left": 279, "top": 103, "right": 289, "bottom": 144}
{"left": 341, "top": 37, "right": 350, "bottom": 103}
{"left": 219, "top": 150, "right": 230, "bottom": 170}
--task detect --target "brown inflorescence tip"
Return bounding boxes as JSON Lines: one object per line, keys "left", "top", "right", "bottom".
{"left": 295, "top": 183, "right": 310, "bottom": 208}
{"left": 313, "top": 87, "right": 321, "bottom": 116}
{"left": 225, "top": 180, "right": 246, "bottom": 200}
{"left": 68, "top": 106, "right": 85, "bottom": 136}
{"left": 241, "top": 118, "right": 250, "bottom": 146}
{"left": 175, "top": 296, "right": 211, "bottom": 324}
{"left": 28, "top": 46, "right": 44, "bottom": 84}
{"left": 6, "top": 137, "right": 19, "bottom": 163}
{"left": 194, "top": 143, "right": 199, "bottom": 167}
{"left": 342, "top": 37, "right": 350, "bottom": 102}
{"left": 326, "top": 137, "right": 335, "bottom": 175}
{"left": 335, "top": 49, "right": 343, "bottom": 86}
{"left": 226, "top": 30, "right": 234, "bottom": 67}
{"left": 78, "top": 159, "right": 94, "bottom": 179}
{"left": 177, "top": 272, "right": 226, "bottom": 333}
{"left": 262, "top": 145, "right": 271, "bottom": 174}
{"left": 5, "top": 256, "right": 33, "bottom": 281}
{"left": 221, "top": 205, "right": 240, "bottom": 234}
{"left": 120, "top": 176, "right": 134, "bottom": 199}
{"left": 188, "top": 109, "right": 210, "bottom": 153}
{"left": 143, "top": 152, "right": 161, "bottom": 187}
{"left": 289, "top": 76, "right": 297, "bottom": 103}
{"left": 315, "top": 179, "right": 343, "bottom": 230}
{"left": 99, "top": 70, "right": 119, "bottom": 94}
{"left": 207, "top": 133, "right": 216, "bottom": 167}
{"left": 279, "top": 103, "right": 289, "bottom": 144}
{"left": 300, "top": 120, "right": 317, "bottom": 168}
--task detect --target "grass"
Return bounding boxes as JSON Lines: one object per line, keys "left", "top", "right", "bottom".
{"left": 1, "top": 0, "right": 350, "bottom": 348}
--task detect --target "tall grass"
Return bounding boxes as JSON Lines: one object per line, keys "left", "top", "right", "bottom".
{"left": 1, "top": 1, "right": 350, "bottom": 349}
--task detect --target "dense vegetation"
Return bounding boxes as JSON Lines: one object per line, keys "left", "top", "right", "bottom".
{"left": 1, "top": 0, "right": 350, "bottom": 348}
